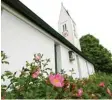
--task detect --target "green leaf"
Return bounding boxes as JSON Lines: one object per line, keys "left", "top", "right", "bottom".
{"left": 4, "top": 71, "right": 13, "bottom": 76}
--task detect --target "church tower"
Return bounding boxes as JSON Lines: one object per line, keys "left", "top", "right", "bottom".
{"left": 58, "top": 3, "right": 81, "bottom": 50}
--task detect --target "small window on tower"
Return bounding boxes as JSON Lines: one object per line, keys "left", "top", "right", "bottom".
{"left": 63, "top": 24, "right": 67, "bottom": 32}
{"left": 65, "top": 24, "right": 67, "bottom": 30}
{"left": 63, "top": 25, "right": 64, "bottom": 32}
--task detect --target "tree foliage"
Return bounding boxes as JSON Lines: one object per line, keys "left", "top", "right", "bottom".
{"left": 80, "top": 34, "right": 112, "bottom": 73}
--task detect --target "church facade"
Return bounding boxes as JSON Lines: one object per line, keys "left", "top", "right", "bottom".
{"left": 1, "top": 0, "right": 95, "bottom": 78}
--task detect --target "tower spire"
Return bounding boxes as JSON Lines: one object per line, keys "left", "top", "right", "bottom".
{"left": 58, "top": 3, "right": 81, "bottom": 50}
{"left": 61, "top": 2, "right": 63, "bottom": 6}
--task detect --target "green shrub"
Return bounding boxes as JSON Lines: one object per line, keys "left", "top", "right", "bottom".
{"left": 1, "top": 52, "right": 112, "bottom": 99}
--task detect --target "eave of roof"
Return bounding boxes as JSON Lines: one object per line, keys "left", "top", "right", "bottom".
{"left": 2, "top": 0, "right": 94, "bottom": 65}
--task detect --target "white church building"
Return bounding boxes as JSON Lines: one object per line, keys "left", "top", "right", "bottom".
{"left": 1, "top": 0, "right": 95, "bottom": 78}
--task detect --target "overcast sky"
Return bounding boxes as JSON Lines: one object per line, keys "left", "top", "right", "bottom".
{"left": 20, "top": 0, "right": 112, "bottom": 53}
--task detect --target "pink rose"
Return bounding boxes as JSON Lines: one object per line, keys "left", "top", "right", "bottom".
{"left": 77, "top": 88, "right": 83, "bottom": 97}
{"left": 99, "top": 82, "right": 105, "bottom": 87}
{"left": 35, "top": 55, "right": 41, "bottom": 61}
{"left": 49, "top": 73, "right": 64, "bottom": 87}
{"left": 32, "top": 69, "right": 40, "bottom": 78}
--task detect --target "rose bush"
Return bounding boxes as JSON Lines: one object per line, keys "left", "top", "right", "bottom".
{"left": 1, "top": 52, "right": 112, "bottom": 99}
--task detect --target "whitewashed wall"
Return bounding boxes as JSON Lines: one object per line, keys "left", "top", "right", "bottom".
{"left": 1, "top": 9, "right": 55, "bottom": 74}
{"left": 71, "top": 20, "right": 81, "bottom": 51}
{"left": 1, "top": 4, "right": 95, "bottom": 79}
{"left": 58, "top": 45, "right": 80, "bottom": 78}
{"left": 78, "top": 56, "right": 89, "bottom": 78}
{"left": 56, "top": 45, "right": 94, "bottom": 78}
{"left": 87, "top": 62, "right": 95, "bottom": 75}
